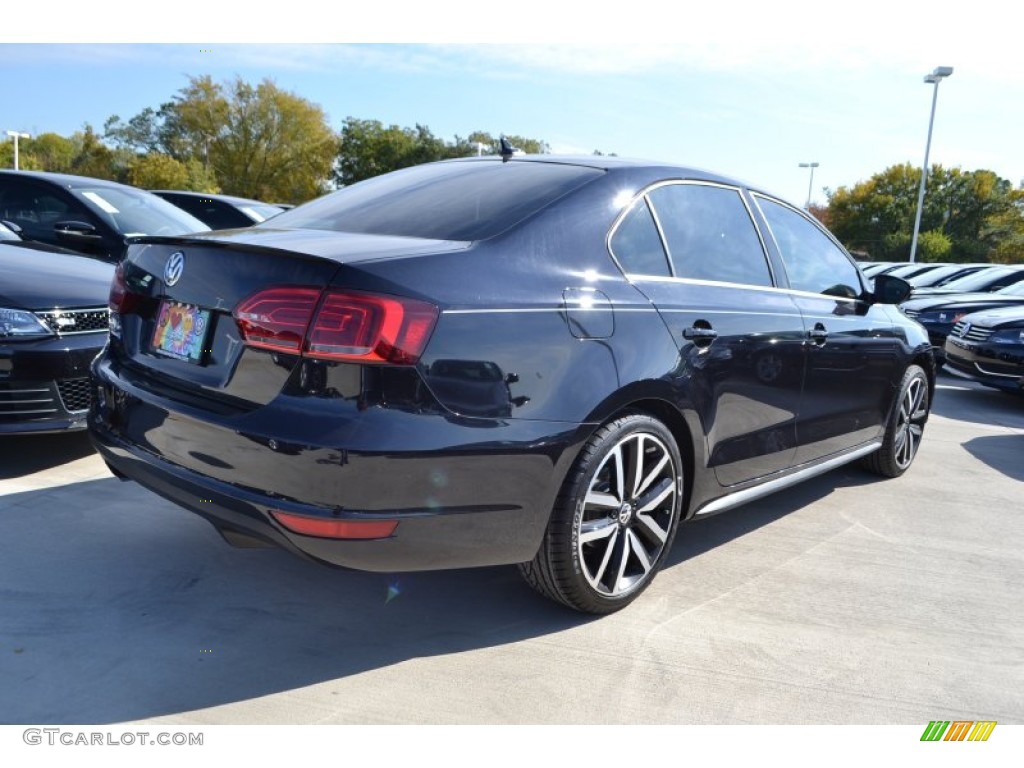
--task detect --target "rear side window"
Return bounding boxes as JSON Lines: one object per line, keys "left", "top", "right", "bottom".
{"left": 268, "top": 160, "right": 603, "bottom": 241}
{"left": 609, "top": 199, "right": 671, "bottom": 277}
{"left": 647, "top": 183, "right": 773, "bottom": 287}
{"left": 756, "top": 196, "right": 862, "bottom": 299}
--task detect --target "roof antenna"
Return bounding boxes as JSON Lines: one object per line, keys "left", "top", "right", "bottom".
{"left": 499, "top": 136, "right": 515, "bottom": 163}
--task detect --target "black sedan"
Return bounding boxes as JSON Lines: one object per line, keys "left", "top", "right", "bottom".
{"left": 150, "top": 191, "right": 286, "bottom": 230}
{"left": 944, "top": 305, "right": 1024, "bottom": 393}
{"left": 0, "top": 171, "right": 209, "bottom": 262}
{"left": 909, "top": 264, "right": 1024, "bottom": 298}
{"left": 900, "top": 281, "right": 1024, "bottom": 363}
{"left": 89, "top": 156, "right": 934, "bottom": 613}
{"left": 1, "top": 242, "right": 113, "bottom": 433}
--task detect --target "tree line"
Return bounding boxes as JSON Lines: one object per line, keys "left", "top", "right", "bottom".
{"left": 2, "top": 74, "right": 1021, "bottom": 262}
{"left": 0, "top": 75, "right": 558, "bottom": 204}
{"left": 820, "top": 164, "right": 1024, "bottom": 264}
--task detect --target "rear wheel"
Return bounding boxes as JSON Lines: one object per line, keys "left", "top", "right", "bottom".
{"left": 519, "top": 413, "right": 683, "bottom": 613}
{"left": 861, "top": 364, "right": 930, "bottom": 477}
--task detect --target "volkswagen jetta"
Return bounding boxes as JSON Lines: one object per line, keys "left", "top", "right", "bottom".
{"left": 89, "top": 156, "right": 933, "bottom": 613}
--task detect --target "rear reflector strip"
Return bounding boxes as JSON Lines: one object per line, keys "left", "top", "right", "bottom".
{"left": 270, "top": 511, "right": 399, "bottom": 540}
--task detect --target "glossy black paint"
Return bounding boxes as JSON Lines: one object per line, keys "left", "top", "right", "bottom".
{"left": 944, "top": 305, "right": 1024, "bottom": 392}
{"left": 900, "top": 284, "right": 1024, "bottom": 361}
{"left": 89, "top": 156, "right": 933, "bottom": 573}
{"left": 0, "top": 242, "right": 113, "bottom": 433}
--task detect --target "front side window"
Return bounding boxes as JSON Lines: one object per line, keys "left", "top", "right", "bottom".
{"left": 756, "top": 196, "right": 863, "bottom": 299}
{"left": 646, "top": 183, "right": 773, "bottom": 287}
{"left": 608, "top": 198, "right": 671, "bottom": 277}
{"left": 0, "top": 181, "right": 94, "bottom": 245}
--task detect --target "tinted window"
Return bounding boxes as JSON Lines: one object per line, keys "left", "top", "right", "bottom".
{"left": 71, "top": 187, "right": 209, "bottom": 237}
{"left": 161, "top": 195, "right": 252, "bottom": 230}
{"left": 757, "top": 196, "right": 862, "bottom": 298}
{"left": 647, "top": 184, "right": 772, "bottom": 287}
{"left": 609, "top": 199, "right": 671, "bottom": 276}
{"left": 269, "top": 160, "right": 603, "bottom": 241}
{"left": 0, "top": 180, "right": 95, "bottom": 245}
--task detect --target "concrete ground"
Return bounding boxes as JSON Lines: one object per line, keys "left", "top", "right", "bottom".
{"left": 1, "top": 372, "right": 1022, "bottom": 725}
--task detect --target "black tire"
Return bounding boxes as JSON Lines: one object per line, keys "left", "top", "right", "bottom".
{"left": 519, "top": 413, "right": 684, "bottom": 613}
{"left": 860, "top": 364, "right": 930, "bottom": 478}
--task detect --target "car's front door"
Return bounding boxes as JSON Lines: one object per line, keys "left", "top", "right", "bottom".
{"left": 752, "top": 194, "right": 904, "bottom": 463}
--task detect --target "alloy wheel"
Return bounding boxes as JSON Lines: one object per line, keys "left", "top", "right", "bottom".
{"left": 576, "top": 432, "right": 679, "bottom": 597}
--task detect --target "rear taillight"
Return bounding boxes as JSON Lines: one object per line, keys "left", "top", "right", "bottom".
{"left": 233, "top": 287, "right": 321, "bottom": 354}
{"left": 108, "top": 262, "right": 140, "bottom": 314}
{"left": 233, "top": 287, "right": 438, "bottom": 365}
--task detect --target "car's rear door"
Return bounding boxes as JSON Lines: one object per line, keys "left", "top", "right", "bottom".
{"left": 610, "top": 181, "right": 806, "bottom": 487}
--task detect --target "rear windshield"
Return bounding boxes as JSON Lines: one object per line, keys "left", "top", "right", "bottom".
{"left": 266, "top": 160, "right": 603, "bottom": 241}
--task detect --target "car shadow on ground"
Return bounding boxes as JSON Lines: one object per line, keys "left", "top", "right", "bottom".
{"left": 0, "top": 432, "right": 96, "bottom": 479}
{"left": 932, "top": 373, "right": 1024, "bottom": 429}
{"left": 961, "top": 434, "right": 1024, "bottom": 483}
{"left": 0, "top": 461, "right": 878, "bottom": 725}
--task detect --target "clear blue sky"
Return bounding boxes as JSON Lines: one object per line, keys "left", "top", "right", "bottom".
{"left": 2, "top": 1, "right": 1021, "bottom": 207}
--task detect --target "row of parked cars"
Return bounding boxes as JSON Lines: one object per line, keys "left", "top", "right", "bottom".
{"left": 0, "top": 171, "right": 287, "bottom": 434}
{"left": 0, "top": 161, "right": 1014, "bottom": 614}
{"left": 859, "top": 260, "right": 1024, "bottom": 394}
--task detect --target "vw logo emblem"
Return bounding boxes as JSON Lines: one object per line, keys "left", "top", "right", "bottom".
{"left": 961, "top": 322, "right": 971, "bottom": 337}
{"left": 164, "top": 251, "right": 185, "bottom": 286}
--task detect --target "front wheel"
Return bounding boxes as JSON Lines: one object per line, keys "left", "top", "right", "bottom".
{"left": 861, "top": 364, "right": 930, "bottom": 477}
{"left": 519, "top": 413, "right": 683, "bottom": 613}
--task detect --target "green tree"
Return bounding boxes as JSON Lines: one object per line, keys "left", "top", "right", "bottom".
{"left": 126, "top": 152, "right": 220, "bottom": 192}
{"left": 109, "top": 76, "right": 335, "bottom": 202}
{"left": 337, "top": 118, "right": 458, "bottom": 185}
{"left": 24, "top": 133, "right": 76, "bottom": 172}
{"left": 68, "top": 124, "right": 121, "bottom": 181}
{"left": 826, "top": 163, "right": 1024, "bottom": 263}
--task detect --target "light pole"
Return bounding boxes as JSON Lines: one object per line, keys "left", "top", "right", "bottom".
{"left": 5, "top": 130, "right": 30, "bottom": 170}
{"left": 799, "top": 162, "right": 819, "bottom": 209}
{"left": 909, "top": 66, "right": 953, "bottom": 263}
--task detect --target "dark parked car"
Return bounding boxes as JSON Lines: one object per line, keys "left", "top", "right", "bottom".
{"left": 1, "top": 242, "right": 113, "bottom": 433}
{"left": 88, "top": 156, "right": 934, "bottom": 613}
{"left": 905, "top": 264, "right": 989, "bottom": 289}
{"left": 900, "top": 282, "right": 1024, "bottom": 364}
{"left": 910, "top": 265, "right": 1024, "bottom": 298}
{"left": 0, "top": 171, "right": 209, "bottom": 262}
{"left": 151, "top": 191, "right": 286, "bottom": 230}
{"left": 944, "top": 305, "right": 1024, "bottom": 392}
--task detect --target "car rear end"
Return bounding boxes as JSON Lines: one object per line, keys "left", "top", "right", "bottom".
{"left": 87, "top": 233, "right": 576, "bottom": 571}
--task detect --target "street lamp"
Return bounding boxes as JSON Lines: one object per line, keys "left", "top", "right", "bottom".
{"left": 799, "top": 162, "right": 819, "bottom": 209}
{"left": 5, "top": 130, "right": 30, "bottom": 171}
{"left": 909, "top": 66, "right": 953, "bottom": 263}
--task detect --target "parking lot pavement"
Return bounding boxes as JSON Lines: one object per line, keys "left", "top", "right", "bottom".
{"left": 1, "top": 373, "right": 1022, "bottom": 725}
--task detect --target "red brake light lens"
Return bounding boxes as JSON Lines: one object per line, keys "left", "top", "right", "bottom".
{"left": 307, "top": 291, "right": 438, "bottom": 364}
{"left": 234, "top": 287, "right": 438, "bottom": 365}
{"left": 233, "top": 287, "right": 321, "bottom": 354}
{"left": 109, "top": 262, "right": 140, "bottom": 314}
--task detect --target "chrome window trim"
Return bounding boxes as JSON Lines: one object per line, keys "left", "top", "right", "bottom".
{"left": 623, "top": 273, "right": 860, "bottom": 304}
{"left": 750, "top": 192, "right": 867, "bottom": 299}
{"left": 606, "top": 179, "right": 776, "bottom": 288}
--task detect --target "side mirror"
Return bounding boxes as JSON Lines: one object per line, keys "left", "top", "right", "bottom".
{"left": 872, "top": 274, "right": 912, "bottom": 305}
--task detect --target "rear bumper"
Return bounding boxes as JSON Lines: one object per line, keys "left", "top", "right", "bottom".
{"left": 89, "top": 359, "right": 589, "bottom": 571}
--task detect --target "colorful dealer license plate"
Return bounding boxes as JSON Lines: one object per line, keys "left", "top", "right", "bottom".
{"left": 151, "top": 300, "right": 211, "bottom": 364}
